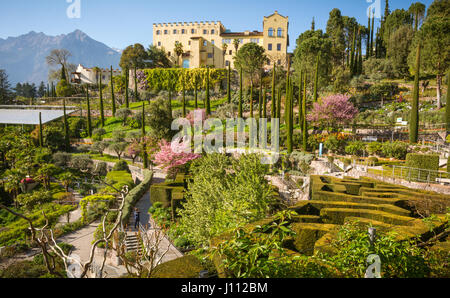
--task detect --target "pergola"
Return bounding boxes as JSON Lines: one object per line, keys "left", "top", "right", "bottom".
{"left": 0, "top": 105, "right": 77, "bottom": 125}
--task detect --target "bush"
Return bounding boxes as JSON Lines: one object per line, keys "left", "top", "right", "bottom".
{"left": 151, "top": 255, "right": 205, "bottom": 278}
{"left": 112, "top": 160, "right": 130, "bottom": 173}
{"left": 52, "top": 152, "right": 72, "bottom": 167}
{"left": 368, "top": 156, "right": 379, "bottom": 166}
{"left": 381, "top": 141, "right": 408, "bottom": 160}
{"left": 367, "top": 142, "right": 382, "bottom": 156}
{"left": 345, "top": 141, "right": 366, "bottom": 157}
{"left": 104, "top": 171, "right": 134, "bottom": 194}
{"left": 324, "top": 135, "right": 347, "bottom": 155}
{"left": 68, "top": 117, "right": 86, "bottom": 138}
{"left": 405, "top": 154, "right": 440, "bottom": 181}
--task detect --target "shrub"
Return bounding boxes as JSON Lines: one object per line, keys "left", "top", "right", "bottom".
{"left": 115, "top": 108, "right": 133, "bottom": 126}
{"left": 367, "top": 142, "right": 382, "bottom": 156}
{"left": 112, "top": 160, "right": 130, "bottom": 173}
{"left": 324, "top": 135, "right": 347, "bottom": 154}
{"left": 405, "top": 154, "right": 440, "bottom": 181}
{"left": 345, "top": 141, "right": 366, "bottom": 157}
{"left": 151, "top": 255, "right": 205, "bottom": 278}
{"left": 368, "top": 156, "right": 379, "bottom": 166}
{"left": 52, "top": 152, "right": 72, "bottom": 167}
{"left": 68, "top": 117, "right": 86, "bottom": 138}
{"left": 70, "top": 154, "right": 94, "bottom": 173}
{"left": 381, "top": 141, "right": 408, "bottom": 160}
{"left": 104, "top": 171, "right": 134, "bottom": 193}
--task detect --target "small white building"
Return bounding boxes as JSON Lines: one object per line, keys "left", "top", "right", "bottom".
{"left": 71, "top": 64, "right": 121, "bottom": 85}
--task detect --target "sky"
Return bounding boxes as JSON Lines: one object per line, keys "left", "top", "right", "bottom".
{"left": 0, "top": 0, "right": 434, "bottom": 52}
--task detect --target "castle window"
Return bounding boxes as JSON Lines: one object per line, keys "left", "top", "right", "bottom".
{"left": 158, "top": 41, "right": 161, "bottom": 46}
{"left": 208, "top": 53, "right": 213, "bottom": 58}
{"left": 250, "top": 38, "right": 259, "bottom": 43}
{"left": 173, "top": 29, "right": 177, "bottom": 34}
{"left": 203, "top": 29, "right": 208, "bottom": 34}
{"left": 277, "top": 43, "right": 281, "bottom": 51}
{"left": 277, "top": 28, "right": 283, "bottom": 37}
{"left": 211, "top": 40, "right": 215, "bottom": 45}
{"left": 278, "top": 60, "right": 281, "bottom": 65}
{"left": 203, "top": 40, "right": 208, "bottom": 46}
{"left": 164, "top": 30, "right": 168, "bottom": 34}
{"left": 211, "top": 29, "right": 215, "bottom": 34}
{"left": 225, "top": 60, "right": 230, "bottom": 66}
{"left": 168, "top": 51, "right": 171, "bottom": 56}
{"left": 229, "top": 50, "right": 232, "bottom": 55}
{"left": 156, "top": 30, "right": 161, "bottom": 35}
{"left": 268, "top": 28, "right": 274, "bottom": 37}
{"left": 268, "top": 43, "right": 272, "bottom": 51}
{"left": 188, "top": 41, "right": 191, "bottom": 45}
{"left": 182, "top": 29, "right": 186, "bottom": 34}
{"left": 191, "top": 29, "right": 195, "bottom": 34}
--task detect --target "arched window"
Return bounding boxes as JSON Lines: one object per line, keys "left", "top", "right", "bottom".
{"left": 277, "top": 28, "right": 282, "bottom": 37}
{"left": 268, "top": 28, "right": 274, "bottom": 37}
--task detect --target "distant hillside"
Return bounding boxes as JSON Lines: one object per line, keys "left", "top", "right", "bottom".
{"left": 0, "top": 30, "right": 121, "bottom": 85}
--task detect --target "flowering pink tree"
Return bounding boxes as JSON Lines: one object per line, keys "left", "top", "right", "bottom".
{"left": 126, "top": 142, "right": 142, "bottom": 163}
{"left": 307, "top": 94, "right": 358, "bottom": 132}
{"left": 153, "top": 139, "right": 201, "bottom": 177}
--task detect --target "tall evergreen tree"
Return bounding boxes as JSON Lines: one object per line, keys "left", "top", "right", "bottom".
{"left": 358, "top": 32, "right": 363, "bottom": 75}
{"left": 410, "top": 42, "right": 421, "bottom": 144}
{"left": 366, "top": 10, "right": 371, "bottom": 59}
{"left": 206, "top": 68, "right": 211, "bottom": 115}
{"left": 125, "top": 67, "right": 129, "bottom": 108}
{"left": 258, "top": 81, "right": 263, "bottom": 119}
{"left": 182, "top": 74, "right": 187, "bottom": 117}
{"left": 134, "top": 66, "right": 139, "bottom": 101}
{"left": 249, "top": 82, "right": 253, "bottom": 119}
{"left": 298, "top": 72, "right": 303, "bottom": 125}
{"left": 194, "top": 78, "right": 198, "bottom": 109}
{"left": 142, "top": 102, "right": 148, "bottom": 169}
{"left": 110, "top": 66, "right": 116, "bottom": 116}
{"left": 350, "top": 27, "right": 357, "bottom": 71}
{"left": 99, "top": 70, "right": 105, "bottom": 127}
{"left": 263, "top": 88, "right": 267, "bottom": 119}
{"left": 86, "top": 85, "right": 92, "bottom": 137}
{"left": 239, "top": 67, "right": 243, "bottom": 118}
{"left": 63, "top": 99, "right": 70, "bottom": 151}
{"left": 227, "top": 64, "right": 231, "bottom": 104}
{"left": 271, "top": 65, "right": 276, "bottom": 119}
{"left": 302, "top": 74, "right": 308, "bottom": 152}
{"left": 277, "top": 86, "right": 282, "bottom": 120}
{"left": 370, "top": 14, "right": 375, "bottom": 57}
{"left": 39, "top": 112, "right": 43, "bottom": 147}
{"left": 314, "top": 53, "right": 320, "bottom": 102}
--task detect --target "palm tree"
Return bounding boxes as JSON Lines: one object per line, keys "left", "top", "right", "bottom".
{"left": 3, "top": 169, "right": 22, "bottom": 208}
{"left": 222, "top": 43, "right": 228, "bottom": 67}
{"left": 233, "top": 39, "right": 240, "bottom": 55}
{"left": 174, "top": 41, "right": 184, "bottom": 67}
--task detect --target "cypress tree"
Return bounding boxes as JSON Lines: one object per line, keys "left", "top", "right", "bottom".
{"left": 298, "top": 71, "right": 303, "bottom": 125}
{"left": 277, "top": 86, "right": 281, "bottom": 120}
{"left": 46, "top": 83, "right": 49, "bottom": 97}
{"left": 258, "top": 82, "right": 263, "bottom": 119}
{"left": 350, "top": 28, "right": 356, "bottom": 72}
{"left": 239, "top": 67, "right": 243, "bottom": 118}
{"left": 99, "top": 71, "right": 105, "bottom": 127}
{"left": 168, "top": 89, "right": 173, "bottom": 121}
{"left": 86, "top": 85, "right": 92, "bottom": 137}
{"left": 314, "top": 53, "right": 320, "bottom": 102}
{"left": 63, "top": 99, "right": 70, "bottom": 152}
{"left": 142, "top": 102, "right": 148, "bottom": 169}
{"left": 194, "top": 80, "right": 198, "bottom": 109}
{"left": 271, "top": 65, "right": 276, "bottom": 119}
{"left": 286, "top": 80, "right": 293, "bottom": 154}
{"left": 61, "top": 65, "right": 67, "bottom": 81}
{"left": 227, "top": 64, "right": 231, "bottom": 104}
{"left": 134, "top": 66, "right": 139, "bottom": 101}
{"left": 263, "top": 88, "right": 267, "bottom": 119}
{"left": 182, "top": 74, "right": 187, "bottom": 117}
{"left": 366, "top": 11, "right": 371, "bottom": 59}
{"left": 302, "top": 74, "right": 308, "bottom": 152}
{"left": 110, "top": 66, "right": 116, "bottom": 116}
{"left": 39, "top": 112, "right": 43, "bottom": 147}
{"left": 410, "top": 42, "right": 421, "bottom": 144}
{"left": 125, "top": 67, "right": 129, "bottom": 108}
{"left": 206, "top": 68, "right": 211, "bottom": 115}
{"left": 358, "top": 33, "right": 363, "bottom": 75}
{"left": 446, "top": 72, "right": 450, "bottom": 134}
{"left": 250, "top": 82, "right": 253, "bottom": 119}
{"left": 370, "top": 14, "right": 375, "bottom": 57}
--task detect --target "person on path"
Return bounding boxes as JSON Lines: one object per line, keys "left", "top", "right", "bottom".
{"left": 134, "top": 208, "right": 140, "bottom": 230}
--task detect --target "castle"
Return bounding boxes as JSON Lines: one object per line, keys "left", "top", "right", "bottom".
{"left": 152, "top": 11, "right": 289, "bottom": 70}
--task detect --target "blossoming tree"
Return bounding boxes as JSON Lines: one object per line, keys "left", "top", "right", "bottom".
{"left": 307, "top": 94, "right": 358, "bottom": 132}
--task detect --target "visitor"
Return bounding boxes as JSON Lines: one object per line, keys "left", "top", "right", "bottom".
{"left": 134, "top": 208, "right": 140, "bottom": 230}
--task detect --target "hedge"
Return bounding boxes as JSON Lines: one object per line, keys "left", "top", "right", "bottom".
{"left": 405, "top": 153, "right": 440, "bottom": 181}
{"left": 292, "top": 223, "right": 337, "bottom": 256}
{"left": 320, "top": 208, "right": 417, "bottom": 226}
{"left": 104, "top": 171, "right": 135, "bottom": 194}
{"left": 121, "top": 170, "right": 154, "bottom": 225}
{"left": 313, "top": 190, "right": 406, "bottom": 206}
{"left": 151, "top": 255, "right": 205, "bottom": 278}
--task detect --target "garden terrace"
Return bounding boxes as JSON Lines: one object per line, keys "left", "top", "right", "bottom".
{"left": 211, "top": 175, "right": 449, "bottom": 275}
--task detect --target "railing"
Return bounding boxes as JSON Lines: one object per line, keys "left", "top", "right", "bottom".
{"left": 367, "top": 165, "right": 450, "bottom": 185}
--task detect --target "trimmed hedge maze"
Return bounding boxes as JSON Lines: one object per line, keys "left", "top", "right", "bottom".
{"left": 149, "top": 173, "right": 190, "bottom": 220}
{"left": 211, "top": 175, "right": 450, "bottom": 276}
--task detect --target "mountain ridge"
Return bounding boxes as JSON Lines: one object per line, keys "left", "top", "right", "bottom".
{"left": 0, "top": 30, "right": 122, "bottom": 85}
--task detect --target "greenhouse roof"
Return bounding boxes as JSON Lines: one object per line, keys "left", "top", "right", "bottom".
{"left": 0, "top": 107, "right": 77, "bottom": 125}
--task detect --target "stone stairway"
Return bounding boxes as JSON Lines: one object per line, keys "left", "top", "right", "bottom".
{"left": 124, "top": 232, "right": 143, "bottom": 257}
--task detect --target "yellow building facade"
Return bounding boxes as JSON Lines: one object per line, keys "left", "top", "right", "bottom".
{"left": 152, "top": 11, "right": 289, "bottom": 70}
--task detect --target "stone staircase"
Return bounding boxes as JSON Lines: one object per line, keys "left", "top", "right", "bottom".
{"left": 124, "top": 232, "right": 143, "bottom": 257}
